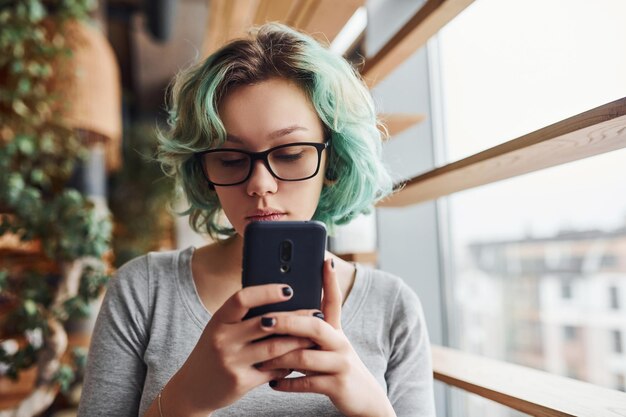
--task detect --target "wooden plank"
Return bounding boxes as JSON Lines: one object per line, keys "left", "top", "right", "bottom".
{"left": 229, "top": 0, "right": 260, "bottom": 40}
{"left": 202, "top": 0, "right": 260, "bottom": 58}
{"left": 336, "top": 252, "right": 378, "bottom": 265}
{"left": 301, "top": 0, "right": 364, "bottom": 44}
{"left": 379, "top": 113, "right": 425, "bottom": 138}
{"left": 361, "top": 0, "right": 474, "bottom": 88}
{"left": 202, "top": 0, "right": 227, "bottom": 57}
{"left": 287, "top": 0, "right": 318, "bottom": 29}
{"left": 0, "top": 233, "right": 40, "bottom": 254}
{"left": 204, "top": 0, "right": 363, "bottom": 57}
{"left": 253, "top": 0, "right": 295, "bottom": 25}
{"left": 342, "top": 28, "right": 365, "bottom": 61}
{"left": 0, "top": 367, "right": 37, "bottom": 410}
{"left": 378, "top": 97, "right": 626, "bottom": 207}
{"left": 432, "top": 345, "right": 626, "bottom": 417}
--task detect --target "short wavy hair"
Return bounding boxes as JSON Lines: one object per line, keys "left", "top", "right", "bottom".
{"left": 157, "top": 23, "right": 393, "bottom": 239}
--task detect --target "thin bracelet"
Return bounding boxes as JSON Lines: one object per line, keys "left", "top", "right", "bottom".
{"left": 157, "top": 389, "right": 165, "bottom": 417}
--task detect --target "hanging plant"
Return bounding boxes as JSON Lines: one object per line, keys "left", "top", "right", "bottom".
{"left": 0, "top": 1, "right": 113, "bottom": 415}
{"left": 108, "top": 122, "right": 175, "bottom": 268}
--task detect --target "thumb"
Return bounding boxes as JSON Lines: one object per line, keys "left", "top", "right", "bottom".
{"left": 321, "top": 257, "right": 342, "bottom": 329}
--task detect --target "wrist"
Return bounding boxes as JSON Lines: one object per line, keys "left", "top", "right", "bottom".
{"left": 349, "top": 395, "right": 395, "bottom": 417}
{"left": 365, "top": 394, "right": 396, "bottom": 417}
{"left": 367, "top": 402, "right": 396, "bottom": 417}
{"left": 163, "top": 370, "right": 216, "bottom": 417}
{"left": 373, "top": 405, "right": 395, "bottom": 417}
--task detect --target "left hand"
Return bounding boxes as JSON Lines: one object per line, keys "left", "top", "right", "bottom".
{"left": 256, "top": 258, "right": 396, "bottom": 417}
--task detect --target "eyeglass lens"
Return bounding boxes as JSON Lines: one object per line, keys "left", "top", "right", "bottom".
{"left": 202, "top": 144, "right": 321, "bottom": 185}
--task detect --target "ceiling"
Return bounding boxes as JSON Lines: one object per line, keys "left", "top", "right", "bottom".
{"left": 104, "top": 0, "right": 365, "bottom": 121}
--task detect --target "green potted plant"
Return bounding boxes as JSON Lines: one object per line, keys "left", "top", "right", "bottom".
{"left": 0, "top": 1, "right": 113, "bottom": 415}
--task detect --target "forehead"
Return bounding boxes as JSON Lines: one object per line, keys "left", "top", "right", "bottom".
{"left": 217, "top": 78, "right": 323, "bottom": 142}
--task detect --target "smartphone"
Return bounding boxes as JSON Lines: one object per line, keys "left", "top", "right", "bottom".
{"left": 242, "top": 220, "right": 327, "bottom": 320}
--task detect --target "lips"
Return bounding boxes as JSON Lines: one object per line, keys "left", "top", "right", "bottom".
{"left": 245, "top": 209, "right": 286, "bottom": 222}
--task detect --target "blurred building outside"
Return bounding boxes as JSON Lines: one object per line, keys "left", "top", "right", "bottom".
{"left": 454, "top": 220, "right": 626, "bottom": 416}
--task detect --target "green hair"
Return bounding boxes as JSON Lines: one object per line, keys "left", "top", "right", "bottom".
{"left": 157, "top": 23, "right": 393, "bottom": 239}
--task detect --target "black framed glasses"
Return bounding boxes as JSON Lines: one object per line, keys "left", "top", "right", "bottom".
{"left": 195, "top": 141, "right": 330, "bottom": 187}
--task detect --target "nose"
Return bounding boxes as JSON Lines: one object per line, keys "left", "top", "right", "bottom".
{"left": 246, "top": 160, "right": 278, "bottom": 196}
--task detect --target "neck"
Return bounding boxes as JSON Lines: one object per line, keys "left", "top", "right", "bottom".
{"left": 191, "top": 234, "right": 246, "bottom": 315}
{"left": 215, "top": 234, "right": 244, "bottom": 275}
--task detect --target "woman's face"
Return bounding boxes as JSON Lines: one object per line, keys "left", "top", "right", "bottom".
{"left": 215, "top": 77, "right": 327, "bottom": 237}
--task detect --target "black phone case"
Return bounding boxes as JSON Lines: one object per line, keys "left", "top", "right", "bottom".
{"left": 242, "top": 221, "right": 327, "bottom": 320}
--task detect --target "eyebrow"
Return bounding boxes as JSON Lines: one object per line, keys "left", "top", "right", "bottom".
{"left": 225, "top": 125, "right": 309, "bottom": 143}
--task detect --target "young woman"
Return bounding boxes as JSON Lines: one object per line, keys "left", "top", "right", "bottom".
{"left": 78, "top": 23, "right": 436, "bottom": 417}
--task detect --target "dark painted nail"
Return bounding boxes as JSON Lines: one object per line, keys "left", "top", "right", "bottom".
{"left": 269, "top": 380, "right": 278, "bottom": 388}
{"left": 313, "top": 311, "right": 325, "bottom": 320}
{"left": 331, "top": 258, "right": 334, "bottom": 269}
{"left": 282, "top": 286, "right": 293, "bottom": 297}
{"left": 261, "top": 317, "right": 276, "bottom": 328}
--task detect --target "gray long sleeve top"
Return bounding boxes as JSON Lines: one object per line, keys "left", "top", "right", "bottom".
{"left": 77, "top": 247, "right": 436, "bottom": 416}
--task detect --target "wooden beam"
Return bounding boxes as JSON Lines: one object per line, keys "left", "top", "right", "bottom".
{"left": 202, "top": 0, "right": 260, "bottom": 58}
{"left": 0, "top": 367, "right": 38, "bottom": 410}
{"left": 253, "top": 0, "right": 295, "bottom": 25}
{"left": 287, "top": 0, "right": 318, "bottom": 29}
{"left": 204, "top": 0, "right": 362, "bottom": 57}
{"left": 203, "top": 0, "right": 227, "bottom": 57}
{"left": 432, "top": 345, "right": 626, "bottom": 417}
{"left": 378, "top": 97, "right": 626, "bottom": 207}
{"left": 361, "top": 0, "right": 474, "bottom": 88}
{"left": 299, "top": 0, "right": 364, "bottom": 44}
{"left": 336, "top": 252, "right": 378, "bottom": 265}
{"left": 379, "top": 113, "right": 425, "bottom": 138}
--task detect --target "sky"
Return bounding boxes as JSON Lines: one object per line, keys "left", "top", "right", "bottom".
{"left": 437, "top": 0, "right": 626, "bottom": 245}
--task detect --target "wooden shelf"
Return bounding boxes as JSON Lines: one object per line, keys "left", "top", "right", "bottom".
{"left": 0, "top": 366, "right": 37, "bottom": 410}
{"left": 361, "top": 0, "right": 475, "bottom": 88}
{"left": 0, "top": 233, "right": 40, "bottom": 255}
{"left": 203, "top": 0, "right": 364, "bottom": 57}
{"left": 378, "top": 97, "right": 626, "bottom": 207}
{"left": 336, "top": 252, "right": 378, "bottom": 265}
{"left": 379, "top": 113, "right": 425, "bottom": 138}
{"left": 285, "top": 0, "right": 364, "bottom": 45}
{"left": 433, "top": 345, "right": 626, "bottom": 417}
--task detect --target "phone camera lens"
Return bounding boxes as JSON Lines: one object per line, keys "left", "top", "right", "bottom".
{"left": 280, "top": 240, "right": 292, "bottom": 262}
{"left": 280, "top": 264, "right": 290, "bottom": 273}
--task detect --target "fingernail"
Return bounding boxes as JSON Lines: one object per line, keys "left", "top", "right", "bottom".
{"left": 269, "top": 380, "right": 278, "bottom": 388}
{"left": 261, "top": 317, "right": 276, "bottom": 328}
{"left": 331, "top": 258, "right": 334, "bottom": 269}
{"left": 282, "top": 286, "right": 293, "bottom": 297}
{"left": 312, "top": 311, "right": 325, "bottom": 320}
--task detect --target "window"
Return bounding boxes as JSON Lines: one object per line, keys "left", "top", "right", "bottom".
{"left": 560, "top": 280, "right": 573, "bottom": 299}
{"left": 613, "top": 330, "right": 623, "bottom": 354}
{"left": 610, "top": 286, "right": 620, "bottom": 310}
{"left": 564, "top": 326, "right": 578, "bottom": 342}
{"left": 602, "top": 254, "right": 618, "bottom": 268}
{"left": 437, "top": 0, "right": 626, "bottom": 415}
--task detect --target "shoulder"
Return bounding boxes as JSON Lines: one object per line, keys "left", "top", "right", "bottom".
{"left": 114, "top": 248, "right": 191, "bottom": 282}
{"left": 357, "top": 266, "right": 426, "bottom": 330}
{"left": 108, "top": 247, "right": 193, "bottom": 299}
{"left": 361, "top": 266, "right": 422, "bottom": 308}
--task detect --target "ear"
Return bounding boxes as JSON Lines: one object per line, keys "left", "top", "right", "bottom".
{"left": 323, "top": 139, "right": 338, "bottom": 186}
{"left": 324, "top": 165, "right": 337, "bottom": 186}
{"left": 324, "top": 166, "right": 337, "bottom": 180}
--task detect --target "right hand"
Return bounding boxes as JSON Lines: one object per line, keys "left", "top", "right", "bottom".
{"left": 163, "top": 284, "right": 317, "bottom": 417}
